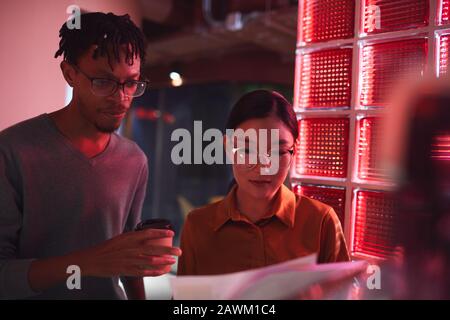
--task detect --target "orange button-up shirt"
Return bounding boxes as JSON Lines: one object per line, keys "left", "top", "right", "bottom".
{"left": 177, "top": 184, "right": 350, "bottom": 276}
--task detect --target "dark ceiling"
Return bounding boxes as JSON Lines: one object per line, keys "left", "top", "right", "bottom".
{"left": 139, "top": 0, "right": 298, "bottom": 87}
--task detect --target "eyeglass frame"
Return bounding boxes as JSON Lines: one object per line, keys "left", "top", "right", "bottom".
{"left": 231, "top": 145, "right": 295, "bottom": 171}
{"left": 71, "top": 64, "right": 149, "bottom": 97}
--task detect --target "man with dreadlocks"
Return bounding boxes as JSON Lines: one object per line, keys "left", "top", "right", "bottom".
{"left": 0, "top": 12, "right": 181, "bottom": 299}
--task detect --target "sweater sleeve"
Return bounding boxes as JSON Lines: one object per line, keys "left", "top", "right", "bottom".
{"left": 0, "top": 147, "right": 38, "bottom": 299}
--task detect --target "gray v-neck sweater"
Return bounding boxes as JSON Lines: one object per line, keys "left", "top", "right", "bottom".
{"left": 0, "top": 114, "right": 148, "bottom": 299}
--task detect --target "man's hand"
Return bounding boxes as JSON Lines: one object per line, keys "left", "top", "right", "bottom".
{"left": 28, "top": 229, "right": 182, "bottom": 293}
{"left": 79, "top": 228, "right": 181, "bottom": 277}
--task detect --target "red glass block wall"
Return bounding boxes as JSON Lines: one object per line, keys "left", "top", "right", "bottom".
{"left": 360, "top": 38, "right": 428, "bottom": 108}
{"left": 431, "top": 132, "right": 450, "bottom": 187}
{"left": 440, "top": 0, "right": 450, "bottom": 25}
{"left": 353, "top": 190, "right": 397, "bottom": 258}
{"left": 362, "top": 0, "right": 429, "bottom": 35}
{"left": 297, "top": 48, "right": 353, "bottom": 109}
{"left": 293, "top": 184, "right": 346, "bottom": 225}
{"left": 355, "top": 117, "right": 387, "bottom": 182}
{"left": 431, "top": 133, "right": 450, "bottom": 161}
{"left": 438, "top": 33, "right": 450, "bottom": 76}
{"left": 300, "top": 0, "right": 355, "bottom": 43}
{"left": 295, "top": 1, "right": 442, "bottom": 260}
{"left": 295, "top": 118, "right": 349, "bottom": 178}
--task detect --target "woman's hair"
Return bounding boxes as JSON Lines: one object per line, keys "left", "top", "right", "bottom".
{"left": 225, "top": 90, "right": 299, "bottom": 141}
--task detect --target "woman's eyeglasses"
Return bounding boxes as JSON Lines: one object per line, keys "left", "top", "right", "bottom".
{"left": 232, "top": 146, "right": 295, "bottom": 171}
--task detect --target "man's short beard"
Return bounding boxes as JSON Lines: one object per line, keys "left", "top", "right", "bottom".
{"left": 77, "top": 100, "right": 120, "bottom": 133}
{"left": 95, "top": 122, "right": 120, "bottom": 133}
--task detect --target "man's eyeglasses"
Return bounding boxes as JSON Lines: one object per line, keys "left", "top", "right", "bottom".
{"left": 72, "top": 65, "right": 149, "bottom": 98}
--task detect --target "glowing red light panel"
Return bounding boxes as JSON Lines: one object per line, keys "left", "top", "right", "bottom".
{"left": 356, "top": 117, "right": 388, "bottom": 182}
{"left": 362, "top": 0, "right": 429, "bottom": 35}
{"left": 360, "top": 38, "right": 428, "bottom": 108}
{"left": 440, "top": 0, "right": 450, "bottom": 25}
{"left": 301, "top": 0, "right": 355, "bottom": 43}
{"left": 432, "top": 133, "right": 450, "bottom": 161}
{"left": 439, "top": 34, "right": 450, "bottom": 76}
{"left": 295, "top": 118, "right": 349, "bottom": 178}
{"left": 293, "top": 184, "right": 346, "bottom": 225}
{"left": 353, "top": 190, "right": 397, "bottom": 259}
{"left": 296, "top": 48, "right": 353, "bottom": 110}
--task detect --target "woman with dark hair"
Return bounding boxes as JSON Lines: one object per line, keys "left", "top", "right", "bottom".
{"left": 177, "top": 90, "right": 350, "bottom": 276}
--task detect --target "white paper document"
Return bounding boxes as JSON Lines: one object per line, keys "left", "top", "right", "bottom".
{"left": 170, "top": 254, "right": 368, "bottom": 300}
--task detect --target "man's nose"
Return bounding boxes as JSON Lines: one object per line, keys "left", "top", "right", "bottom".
{"left": 112, "top": 85, "right": 131, "bottom": 102}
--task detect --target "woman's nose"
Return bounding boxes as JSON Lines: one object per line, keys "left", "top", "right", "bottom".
{"left": 258, "top": 154, "right": 271, "bottom": 166}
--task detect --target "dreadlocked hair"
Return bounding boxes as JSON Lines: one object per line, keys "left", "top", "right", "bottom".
{"left": 54, "top": 12, "right": 145, "bottom": 67}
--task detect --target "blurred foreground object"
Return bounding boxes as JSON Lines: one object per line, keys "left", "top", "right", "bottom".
{"left": 383, "top": 77, "right": 450, "bottom": 299}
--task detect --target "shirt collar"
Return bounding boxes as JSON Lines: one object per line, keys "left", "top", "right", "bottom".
{"left": 213, "top": 183, "right": 296, "bottom": 231}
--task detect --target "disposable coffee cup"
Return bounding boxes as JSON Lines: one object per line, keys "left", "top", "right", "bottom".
{"left": 135, "top": 218, "right": 174, "bottom": 247}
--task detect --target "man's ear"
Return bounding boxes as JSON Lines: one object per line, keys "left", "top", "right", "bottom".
{"left": 60, "top": 61, "right": 76, "bottom": 87}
